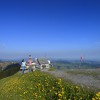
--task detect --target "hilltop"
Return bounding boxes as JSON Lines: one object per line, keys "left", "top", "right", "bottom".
{"left": 0, "top": 70, "right": 99, "bottom": 100}
{"left": 0, "top": 59, "right": 100, "bottom": 100}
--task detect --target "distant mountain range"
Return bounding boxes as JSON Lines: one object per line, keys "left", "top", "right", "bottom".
{"left": 0, "top": 60, "right": 2, "bottom": 62}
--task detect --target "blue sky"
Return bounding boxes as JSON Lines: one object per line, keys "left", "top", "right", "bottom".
{"left": 0, "top": 0, "right": 100, "bottom": 60}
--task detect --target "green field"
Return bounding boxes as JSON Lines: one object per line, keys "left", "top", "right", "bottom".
{"left": 0, "top": 70, "right": 99, "bottom": 100}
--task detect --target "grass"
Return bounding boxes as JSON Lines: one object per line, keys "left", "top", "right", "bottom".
{"left": 48, "top": 67, "right": 55, "bottom": 71}
{"left": 0, "top": 70, "right": 98, "bottom": 100}
{"left": 0, "top": 63, "right": 20, "bottom": 79}
{"left": 66, "top": 69, "right": 100, "bottom": 79}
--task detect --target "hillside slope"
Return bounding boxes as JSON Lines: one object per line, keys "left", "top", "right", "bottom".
{"left": 43, "top": 69, "right": 100, "bottom": 90}
{"left": 0, "top": 63, "right": 20, "bottom": 79}
{"left": 0, "top": 70, "right": 97, "bottom": 100}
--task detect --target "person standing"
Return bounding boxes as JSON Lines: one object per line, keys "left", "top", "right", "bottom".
{"left": 21, "top": 59, "right": 26, "bottom": 74}
{"left": 27, "top": 55, "right": 33, "bottom": 72}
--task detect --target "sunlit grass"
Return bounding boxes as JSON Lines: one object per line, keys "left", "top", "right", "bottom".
{"left": 48, "top": 67, "right": 55, "bottom": 71}
{"left": 0, "top": 70, "right": 98, "bottom": 100}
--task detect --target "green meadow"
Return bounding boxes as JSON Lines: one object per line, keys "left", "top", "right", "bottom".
{"left": 0, "top": 70, "right": 99, "bottom": 100}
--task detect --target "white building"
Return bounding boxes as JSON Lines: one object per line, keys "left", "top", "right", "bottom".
{"left": 35, "top": 58, "right": 52, "bottom": 69}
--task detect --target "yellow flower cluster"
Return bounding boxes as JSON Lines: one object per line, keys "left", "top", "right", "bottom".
{"left": 0, "top": 70, "right": 95, "bottom": 100}
{"left": 92, "top": 92, "right": 100, "bottom": 100}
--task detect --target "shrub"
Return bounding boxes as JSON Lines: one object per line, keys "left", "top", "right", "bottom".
{"left": 48, "top": 67, "right": 55, "bottom": 71}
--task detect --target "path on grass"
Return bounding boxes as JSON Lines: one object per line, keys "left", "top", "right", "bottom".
{"left": 42, "top": 69, "right": 100, "bottom": 91}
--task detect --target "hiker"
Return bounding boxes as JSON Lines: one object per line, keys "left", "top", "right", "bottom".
{"left": 21, "top": 59, "right": 26, "bottom": 74}
{"left": 27, "top": 55, "right": 33, "bottom": 72}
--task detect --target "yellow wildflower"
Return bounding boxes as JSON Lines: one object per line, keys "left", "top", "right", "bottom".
{"left": 92, "top": 98, "right": 96, "bottom": 100}
{"left": 58, "top": 93, "right": 62, "bottom": 97}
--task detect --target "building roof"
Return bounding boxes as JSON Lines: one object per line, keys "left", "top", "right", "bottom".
{"left": 36, "top": 58, "right": 49, "bottom": 65}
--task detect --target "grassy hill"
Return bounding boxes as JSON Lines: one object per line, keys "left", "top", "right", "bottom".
{"left": 0, "top": 63, "right": 20, "bottom": 79}
{"left": 0, "top": 70, "right": 99, "bottom": 100}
